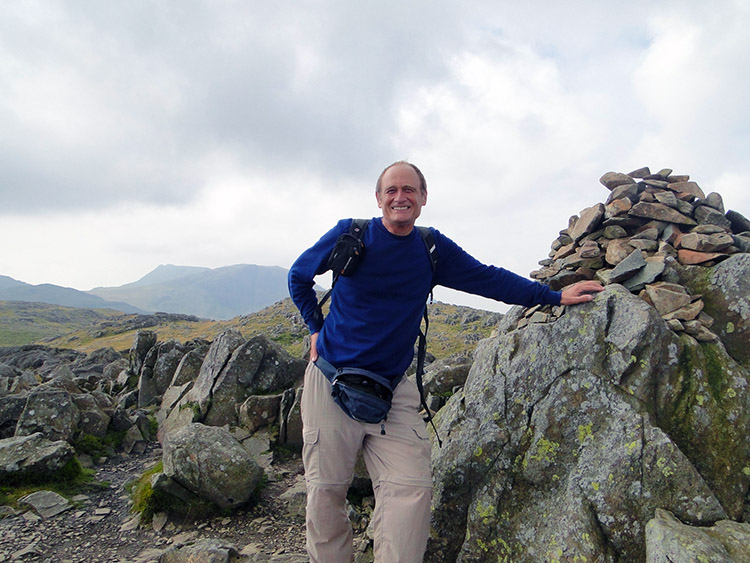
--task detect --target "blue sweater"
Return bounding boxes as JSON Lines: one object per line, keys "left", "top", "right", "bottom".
{"left": 288, "top": 217, "right": 561, "bottom": 382}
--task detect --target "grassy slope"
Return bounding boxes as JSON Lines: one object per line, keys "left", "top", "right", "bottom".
{"left": 0, "top": 298, "right": 502, "bottom": 361}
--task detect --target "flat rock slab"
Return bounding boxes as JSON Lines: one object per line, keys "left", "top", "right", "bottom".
{"left": 19, "top": 490, "right": 72, "bottom": 519}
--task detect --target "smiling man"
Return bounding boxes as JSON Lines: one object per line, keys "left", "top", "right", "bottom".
{"left": 288, "top": 160, "right": 602, "bottom": 562}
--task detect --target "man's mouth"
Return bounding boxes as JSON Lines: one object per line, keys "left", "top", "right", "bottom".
{"left": 392, "top": 206, "right": 410, "bottom": 210}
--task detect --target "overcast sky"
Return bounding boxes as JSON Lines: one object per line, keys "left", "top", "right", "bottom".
{"left": 1, "top": 0, "right": 748, "bottom": 312}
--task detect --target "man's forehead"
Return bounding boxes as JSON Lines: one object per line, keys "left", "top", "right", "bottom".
{"left": 382, "top": 164, "right": 420, "bottom": 187}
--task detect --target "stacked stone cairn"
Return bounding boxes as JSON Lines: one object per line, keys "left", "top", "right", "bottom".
{"left": 528, "top": 166, "right": 750, "bottom": 341}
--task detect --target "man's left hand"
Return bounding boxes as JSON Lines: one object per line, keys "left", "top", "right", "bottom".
{"left": 560, "top": 280, "right": 605, "bottom": 305}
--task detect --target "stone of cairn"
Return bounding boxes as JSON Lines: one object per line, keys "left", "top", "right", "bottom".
{"left": 525, "top": 166, "right": 750, "bottom": 340}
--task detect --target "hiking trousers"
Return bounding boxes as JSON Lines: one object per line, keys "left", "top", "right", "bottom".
{"left": 301, "top": 361, "right": 433, "bottom": 563}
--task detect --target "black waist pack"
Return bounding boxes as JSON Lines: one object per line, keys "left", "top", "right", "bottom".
{"left": 315, "top": 357, "right": 396, "bottom": 425}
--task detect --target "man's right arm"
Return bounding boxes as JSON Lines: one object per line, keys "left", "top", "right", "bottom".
{"left": 287, "top": 220, "right": 348, "bottom": 334}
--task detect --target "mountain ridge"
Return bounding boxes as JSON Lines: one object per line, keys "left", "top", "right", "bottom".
{"left": 0, "top": 264, "right": 299, "bottom": 320}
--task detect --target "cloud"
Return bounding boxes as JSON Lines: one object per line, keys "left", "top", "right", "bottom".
{"left": 1, "top": 0, "right": 749, "bottom": 313}
{"left": 0, "top": 0, "right": 470, "bottom": 213}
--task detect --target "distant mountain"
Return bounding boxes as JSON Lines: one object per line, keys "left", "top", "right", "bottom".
{"left": 0, "top": 275, "right": 25, "bottom": 290}
{"left": 0, "top": 277, "right": 147, "bottom": 314}
{"left": 87, "top": 264, "right": 295, "bottom": 320}
{"left": 119, "top": 264, "right": 212, "bottom": 287}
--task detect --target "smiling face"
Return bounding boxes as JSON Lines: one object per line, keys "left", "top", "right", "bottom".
{"left": 375, "top": 163, "right": 428, "bottom": 236}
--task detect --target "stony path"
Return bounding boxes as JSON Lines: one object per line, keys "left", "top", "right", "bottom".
{"left": 0, "top": 445, "right": 315, "bottom": 562}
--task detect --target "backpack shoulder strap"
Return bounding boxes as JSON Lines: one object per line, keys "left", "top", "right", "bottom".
{"left": 416, "top": 226, "right": 437, "bottom": 277}
{"left": 414, "top": 225, "right": 442, "bottom": 447}
{"left": 350, "top": 218, "right": 369, "bottom": 238}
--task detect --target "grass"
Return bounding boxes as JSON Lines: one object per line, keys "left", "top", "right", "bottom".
{"left": 128, "top": 460, "right": 220, "bottom": 523}
{"left": 2, "top": 297, "right": 501, "bottom": 363}
{"left": 0, "top": 457, "right": 95, "bottom": 508}
{"left": 129, "top": 460, "right": 166, "bottom": 523}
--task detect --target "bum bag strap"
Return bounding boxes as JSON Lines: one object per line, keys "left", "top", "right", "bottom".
{"left": 417, "top": 307, "right": 442, "bottom": 448}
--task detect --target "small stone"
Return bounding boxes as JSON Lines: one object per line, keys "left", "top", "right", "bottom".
{"left": 657, "top": 241, "right": 678, "bottom": 257}
{"left": 600, "top": 171, "right": 636, "bottom": 190}
{"left": 683, "top": 322, "right": 718, "bottom": 342}
{"left": 704, "top": 192, "right": 725, "bottom": 213}
{"left": 654, "top": 191, "right": 678, "bottom": 208}
{"left": 578, "top": 240, "right": 602, "bottom": 259}
{"left": 0, "top": 505, "right": 18, "bottom": 519}
{"left": 120, "top": 513, "right": 142, "bottom": 532}
{"left": 678, "top": 232, "right": 734, "bottom": 253}
{"left": 604, "top": 197, "right": 634, "bottom": 219}
{"left": 665, "top": 319, "right": 685, "bottom": 332}
{"left": 569, "top": 204, "right": 605, "bottom": 242}
{"left": 662, "top": 300, "right": 704, "bottom": 322}
{"left": 603, "top": 225, "right": 628, "bottom": 239}
{"left": 661, "top": 224, "right": 683, "bottom": 244}
{"left": 12, "top": 543, "right": 41, "bottom": 559}
{"left": 595, "top": 269, "right": 612, "bottom": 285}
{"left": 677, "top": 249, "right": 728, "bottom": 265}
{"left": 698, "top": 311, "right": 715, "bottom": 328}
{"left": 666, "top": 174, "right": 690, "bottom": 183}
{"left": 635, "top": 227, "right": 660, "bottom": 241}
{"left": 553, "top": 242, "right": 577, "bottom": 260}
{"left": 733, "top": 234, "right": 750, "bottom": 253}
{"left": 152, "top": 512, "right": 168, "bottom": 532}
{"left": 622, "top": 257, "right": 666, "bottom": 292}
{"left": 667, "top": 181, "right": 705, "bottom": 199}
{"left": 627, "top": 166, "right": 651, "bottom": 178}
{"left": 651, "top": 168, "right": 674, "bottom": 179}
{"left": 694, "top": 205, "right": 732, "bottom": 229}
{"left": 629, "top": 202, "right": 697, "bottom": 226}
{"left": 726, "top": 209, "right": 750, "bottom": 233}
{"left": 629, "top": 239, "right": 659, "bottom": 252}
{"left": 691, "top": 224, "right": 727, "bottom": 235}
{"left": 605, "top": 239, "right": 636, "bottom": 267}
{"left": 529, "top": 311, "right": 551, "bottom": 324}
{"left": 610, "top": 249, "right": 646, "bottom": 283}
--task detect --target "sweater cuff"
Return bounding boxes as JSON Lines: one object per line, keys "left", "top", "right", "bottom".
{"left": 307, "top": 308, "right": 324, "bottom": 334}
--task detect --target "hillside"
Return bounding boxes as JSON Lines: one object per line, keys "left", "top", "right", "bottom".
{"left": 0, "top": 298, "right": 502, "bottom": 361}
{"left": 0, "top": 278, "right": 146, "bottom": 314}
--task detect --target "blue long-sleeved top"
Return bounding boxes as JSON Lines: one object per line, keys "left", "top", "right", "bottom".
{"left": 288, "top": 217, "right": 561, "bottom": 382}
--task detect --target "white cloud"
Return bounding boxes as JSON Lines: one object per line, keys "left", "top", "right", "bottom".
{"left": 630, "top": 0, "right": 750, "bottom": 207}
{"left": 1, "top": 0, "right": 749, "bottom": 313}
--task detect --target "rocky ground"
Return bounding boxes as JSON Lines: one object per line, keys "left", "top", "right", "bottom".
{"left": 0, "top": 444, "right": 364, "bottom": 562}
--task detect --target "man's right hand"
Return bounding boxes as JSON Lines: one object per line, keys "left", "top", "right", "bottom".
{"left": 310, "top": 332, "right": 319, "bottom": 362}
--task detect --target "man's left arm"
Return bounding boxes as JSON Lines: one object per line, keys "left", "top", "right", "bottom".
{"left": 432, "top": 230, "right": 602, "bottom": 307}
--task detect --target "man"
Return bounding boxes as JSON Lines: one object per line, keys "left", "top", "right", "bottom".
{"left": 288, "top": 161, "right": 603, "bottom": 562}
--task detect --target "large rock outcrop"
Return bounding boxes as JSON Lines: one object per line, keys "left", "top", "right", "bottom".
{"left": 427, "top": 167, "right": 750, "bottom": 562}
{"left": 159, "top": 330, "right": 306, "bottom": 437}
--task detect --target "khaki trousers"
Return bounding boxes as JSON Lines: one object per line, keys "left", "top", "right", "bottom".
{"left": 302, "top": 361, "right": 433, "bottom": 563}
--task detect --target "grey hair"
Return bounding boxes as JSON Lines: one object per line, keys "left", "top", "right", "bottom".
{"left": 375, "top": 161, "right": 427, "bottom": 195}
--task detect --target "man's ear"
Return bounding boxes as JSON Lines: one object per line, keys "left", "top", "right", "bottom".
{"left": 375, "top": 190, "right": 383, "bottom": 209}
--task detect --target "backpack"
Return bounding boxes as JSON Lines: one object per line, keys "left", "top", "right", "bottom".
{"left": 317, "top": 219, "right": 443, "bottom": 446}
